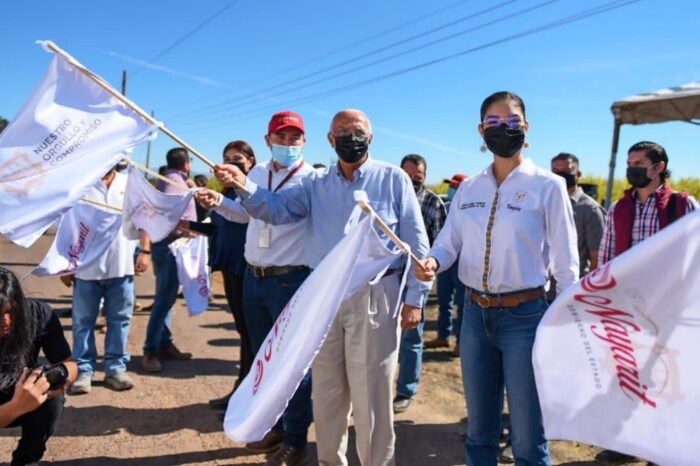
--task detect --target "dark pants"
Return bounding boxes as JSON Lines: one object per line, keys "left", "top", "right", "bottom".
{"left": 6, "top": 395, "right": 64, "bottom": 466}
{"left": 243, "top": 267, "right": 313, "bottom": 449}
{"left": 222, "top": 271, "right": 253, "bottom": 390}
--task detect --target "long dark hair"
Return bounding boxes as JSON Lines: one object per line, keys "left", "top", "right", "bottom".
{"left": 0, "top": 267, "right": 33, "bottom": 391}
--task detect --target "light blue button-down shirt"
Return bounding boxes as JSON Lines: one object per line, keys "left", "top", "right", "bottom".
{"left": 238, "top": 156, "right": 431, "bottom": 308}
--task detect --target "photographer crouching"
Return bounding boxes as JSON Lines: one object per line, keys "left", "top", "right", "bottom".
{"left": 0, "top": 267, "right": 77, "bottom": 466}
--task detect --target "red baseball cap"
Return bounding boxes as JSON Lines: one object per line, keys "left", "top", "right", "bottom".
{"left": 443, "top": 173, "right": 468, "bottom": 187}
{"left": 268, "top": 110, "right": 305, "bottom": 134}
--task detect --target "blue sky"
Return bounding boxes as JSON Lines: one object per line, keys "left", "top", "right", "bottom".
{"left": 1, "top": 0, "right": 699, "bottom": 184}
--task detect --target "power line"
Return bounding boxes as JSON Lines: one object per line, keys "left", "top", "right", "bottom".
{"left": 180, "top": 0, "right": 641, "bottom": 131}
{"left": 178, "top": 0, "right": 559, "bottom": 124}
{"left": 239, "top": 0, "right": 474, "bottom": 88}
{"left": 167, "top": 0, "right": 475, "bottom": 119}
{"left": 169, "top": 0, "right": 522, "bottom": 121}
{"left": 131, "top": 0, "right": 240, "bottom": 77}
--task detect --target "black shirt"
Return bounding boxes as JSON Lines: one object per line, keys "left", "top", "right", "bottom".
{"left": 0, "top": 300, "right": 71, "bottom": 403}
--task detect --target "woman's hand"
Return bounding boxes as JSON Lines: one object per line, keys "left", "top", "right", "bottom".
{"left": 214, "top": 164, "right": 246, "bottom": 188}
{"left": 194, "top": 189, "right": 222, "bottom": 209}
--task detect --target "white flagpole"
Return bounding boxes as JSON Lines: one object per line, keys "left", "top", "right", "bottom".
{"left": 356, "top": 199, "right": 426, "bottom": 271}
{"left": 79, "top": 197, "right": 123, "bottom": 213}
{"left": 39, "top": 40, "right": 248, "bottom": 192}
{"left": 127, "top": 159, "right": 190, "bottom": 192}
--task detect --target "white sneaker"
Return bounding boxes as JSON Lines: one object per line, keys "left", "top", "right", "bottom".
{"left": 68, "top": 373, "right": 92, "bottom": 395}
{"left": 104, "top": 372, "right": 134, "bottom": 391}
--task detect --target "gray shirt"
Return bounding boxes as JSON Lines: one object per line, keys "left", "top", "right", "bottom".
{"left": 570, "top": 187, "right": 606, "bottom": 276}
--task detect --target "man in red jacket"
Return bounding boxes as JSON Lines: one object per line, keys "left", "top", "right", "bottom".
{"left": 595, "top": 140, "right": 698, "bottom": 466}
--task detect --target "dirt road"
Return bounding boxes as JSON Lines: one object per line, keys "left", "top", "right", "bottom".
{"left": 0, "top": 232, "right": 639, "bottom": 465}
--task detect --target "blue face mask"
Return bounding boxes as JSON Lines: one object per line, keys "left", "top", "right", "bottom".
{"left": 271, "top": 144, "right": 302, "bottom": 167}
{"left": 447, "top": 187, "right": 456, "bottom": 201}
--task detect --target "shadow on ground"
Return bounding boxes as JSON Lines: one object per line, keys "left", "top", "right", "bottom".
{"left": 2, "top": 447, "right": 257, "bottom": 465}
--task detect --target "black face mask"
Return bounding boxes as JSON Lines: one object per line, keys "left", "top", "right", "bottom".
{"left": 333, "top": 134, "right": 369, "bottom": 164}
{"left": 626, "top": 166, "right": 655, "bottom": 188}
{"left": 483, "top": 125, "right": 525, "bottom": 158}
{"left": 231, "top": 161, "right": 248, "bottom": 175}
{"left": 554, "top": 171, "right": 577, "bottom": 189}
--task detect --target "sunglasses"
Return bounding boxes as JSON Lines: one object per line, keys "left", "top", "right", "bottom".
{"left": 482, "top": 114, "right": 524, "bottom": 129}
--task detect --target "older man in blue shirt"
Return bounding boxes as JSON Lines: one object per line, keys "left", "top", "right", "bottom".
{"left": 212, "top": 109, "right": 430, "bottom": 466}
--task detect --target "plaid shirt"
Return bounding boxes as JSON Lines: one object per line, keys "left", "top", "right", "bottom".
{"left": 416, "top": 186, "right": 447, "bottom": 246}
{"left": 599, "top": 188, "right": 698, "bottom": 264}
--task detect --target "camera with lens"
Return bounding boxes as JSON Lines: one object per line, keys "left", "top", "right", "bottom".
{"left": 39, "top": 363, "right": 69, "bottom": 390}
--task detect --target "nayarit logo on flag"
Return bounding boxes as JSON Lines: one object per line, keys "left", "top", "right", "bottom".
{"left": 533, "top": 210, "right": 700, "bottom": 466}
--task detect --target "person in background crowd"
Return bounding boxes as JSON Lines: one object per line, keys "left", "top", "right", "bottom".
{"left": 425, "top": 173, "right": 467, "bottom": 357}
{"left": 197, "top": 112, "right": 315, "bottom": 465}
{"left": 211, "top": 108, "right": 430, "bottom": 466}
{"left": 594, "top": 141, "right": 697, "bottom": 466}
{"left": 549, "top": 153, "right": 606, "bottom": 298}
{"left": 141, "top": 148, "right": 195, "bottom": 373}
{"left": 0, "top": 267, "right": 78, "bottom": 466}
{"left": 61, "top": 163, "right": 151, "bottom": 395}
{"left": 394, "top": 154, "right": 446, "bottom": 414}
{"left": 193, "top": 175, "right": 210, "bottom": 221}
{"left": 416, "top": 91, "right": 578, "bottom": 466}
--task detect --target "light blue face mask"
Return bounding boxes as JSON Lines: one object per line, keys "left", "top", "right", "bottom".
{"left": 447, "top": 187, "right": 456, "bottom": 201}
{"left": 271, "top": 144, "right": 302, "bottom": 167}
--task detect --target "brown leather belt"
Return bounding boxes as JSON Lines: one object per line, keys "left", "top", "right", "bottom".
{"left": 248, "top": 264, "right": 309, "bottom": 279}
{"left": 470, "top": 288, "right": 544, "bottom": 308}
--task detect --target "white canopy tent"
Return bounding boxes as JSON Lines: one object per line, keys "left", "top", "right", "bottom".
{"left": 605, "top": 81, "right": 700, "bottom": 207}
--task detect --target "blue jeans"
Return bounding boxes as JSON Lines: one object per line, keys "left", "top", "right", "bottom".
{"left": 72, "top": 276, "right": 134, "bottom": 376}
{"left": 396, "top": 320, "right": 424, "bottom": 398}
{"left": 144, "top": 239, "right": 177, "bottom": 354}
{"left": 437, "top": 261, "right": 466, "bottom": 341}
{"left": 460, "top": 295, "right": 551, "bottom": 466}
{"left": 243, "top": 267, "right": 312, "bottom": 449}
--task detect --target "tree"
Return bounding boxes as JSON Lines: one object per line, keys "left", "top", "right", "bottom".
{"left": 0, "top": 116, "right": 8, "bottom": 134}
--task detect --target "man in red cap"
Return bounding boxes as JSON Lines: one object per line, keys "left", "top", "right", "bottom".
{"left": 425, "top": 174, "right": 467, "bottom": 356}
{"left": 196, "top": 110, "right": 316, "bottom": 465}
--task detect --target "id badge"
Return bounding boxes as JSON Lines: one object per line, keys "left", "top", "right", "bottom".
{"left": 258, "top": 225, "right": 271, "bottom": 249}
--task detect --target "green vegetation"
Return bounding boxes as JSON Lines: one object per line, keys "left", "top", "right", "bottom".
{"left": 580, "top": 175, "right": 700, "bottom": 203}
{"left": 427, "top": 175, "right": 700, "bottom": 202}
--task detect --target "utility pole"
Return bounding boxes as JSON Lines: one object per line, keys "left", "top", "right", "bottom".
{"left": 121, "top": 70, "right": 127, "bottom": 96}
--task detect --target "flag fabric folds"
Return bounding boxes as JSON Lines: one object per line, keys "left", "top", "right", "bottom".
{"left": 123, "top": 164, "right": 193, "bottom": 243}
{"left": 30, "top": 202, "right": 122, "bottom": 277}
{"left": 224, "top": 212, "right": 406, "bottom": 443}
{"left": 0, "top": 47, "right": 157, "bottom": 246}
{"left": 533, "top": 211, "right": 700, "bottom": 466}
{"left": 169, "top": 235, "right": 211, "bottom": 316}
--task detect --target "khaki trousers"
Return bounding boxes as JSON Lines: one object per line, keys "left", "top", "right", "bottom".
{"left": 313, "top": 274, "right": 401, "bottom": 466}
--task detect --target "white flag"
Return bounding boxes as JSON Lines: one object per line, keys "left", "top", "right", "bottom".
{"left": 31, "top": 202, "right": 122, "bottom": 277}
{"left": 170, "top": 235, "right": 210, "bottom": 316}
{"left": 533, "top": 211, "right": 700, "bottom": 466}
{"left": 0, "top": 46, "right": 158, "bottom": 246}
{"left": 123, "top": 164, "right": 193, "bottom": 242}
{"left": 224, "top": 212, "right": 406, "bottom": 443}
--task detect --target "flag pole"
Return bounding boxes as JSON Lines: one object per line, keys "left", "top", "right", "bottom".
{"left": 357, "top": 200, "right": 426, "bottom": 271}
{"left": 80, "top": 197, "right": 123, "bottom": 213}
{"left": 40, "top": 41, "right": 248, "bottom": 192}
{"left": 127, "top": 159, "right": 190, "bottom": 192}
